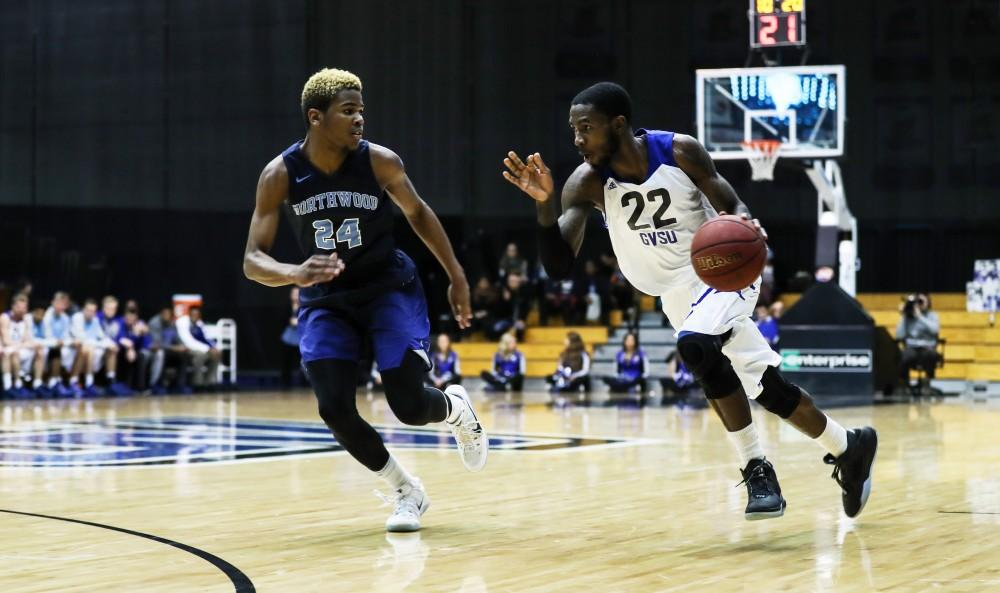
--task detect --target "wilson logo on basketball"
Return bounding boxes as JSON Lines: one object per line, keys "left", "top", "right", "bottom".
{"left": 695, "top": 253, "right": 742, "bottom": 271}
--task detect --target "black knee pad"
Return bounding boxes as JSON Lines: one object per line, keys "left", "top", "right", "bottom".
{"left": 755, "top": 366, "right": 802, "bottom": 418}
{"left": 676, "top": 332, "right": 741, "bottom": 398}
{"left": 381, "top": 350, "right": 441, "bottom": 425}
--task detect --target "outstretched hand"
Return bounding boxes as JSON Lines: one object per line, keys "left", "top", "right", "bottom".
{"left": 502, "top": 151, "right": 554, "bottom": 202}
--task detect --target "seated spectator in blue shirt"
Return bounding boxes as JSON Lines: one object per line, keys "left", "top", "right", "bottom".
{"left": 428, "top": 333, "right": 462, "bottom": 390}
{"left": 147, "top": 307, "right": 192, "bottom": 394}
{"left": 43, "top": 291, "right": 85, "bottom": 397}
{"left": 97, "top": 295, "right": 134, "bottom": 395}
{"left": 660, "top": 349, "right": 697, "bottom": 404}
{"left": 480, "top": 333, "right": 525, "bottom": 392}
{"left": 755, "top": 304, "right": 779, "bottom": 351}
{"left": 117, "top": 304, "right": 152, "bottom": 392}
{"left": 546, "top": 331, "right": 591, "bottom": 394}
{"left": 603, "top": 331, "right": 649, "bottom": 394}
{"left": 72, "top": 298, "right": 126, "bottom": 396}
{"left": 176, "top": 306, "right": 221, "bottom": 391}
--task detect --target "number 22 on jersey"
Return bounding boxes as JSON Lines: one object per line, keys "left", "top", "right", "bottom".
{"left": 621, "top": 188, "right": 679, "bottom": 246}
{"left": 312, "top": 218, "right": 362, "bottom": 250}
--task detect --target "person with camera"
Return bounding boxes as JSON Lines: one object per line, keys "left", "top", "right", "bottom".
{"left": 896, "top": 293, "right": 941, "bottom": 394}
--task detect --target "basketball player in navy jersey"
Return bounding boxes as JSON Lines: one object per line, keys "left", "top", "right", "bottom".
{"left": 503, "top": 82, "right": 877, "bottom": 520}
{"left": 244, "top": 69, "right": 487, "bottom": 532}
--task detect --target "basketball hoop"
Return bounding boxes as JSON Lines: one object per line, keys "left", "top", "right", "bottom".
{"left": 741, "top": 140, "right": 782, "bottom": 181}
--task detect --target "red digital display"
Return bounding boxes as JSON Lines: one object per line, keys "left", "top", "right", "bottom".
{"left": 749, "top": 0, "right": 806, "bottom": 48}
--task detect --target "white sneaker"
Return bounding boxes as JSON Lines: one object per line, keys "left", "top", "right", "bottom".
{"left": 382, "top": 480, "right": 430, "bottom": 533}
{"left": 445, "top": 385, "right": 488, "bottom": 472}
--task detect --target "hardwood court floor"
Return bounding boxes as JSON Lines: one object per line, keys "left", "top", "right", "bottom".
{"left": 0, "top": 390, "right": 998, "bottom": 593}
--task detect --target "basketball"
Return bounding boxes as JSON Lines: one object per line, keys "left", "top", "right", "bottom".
{"left": 690, "top": 215, "right": 767, "bottom": 292}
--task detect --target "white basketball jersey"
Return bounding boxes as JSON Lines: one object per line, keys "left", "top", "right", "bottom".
{"left": 4, "top": 313, "right": 30, "bottom": 345}
{"left": 601, "top": 130, "right": 716, "bottom": 296}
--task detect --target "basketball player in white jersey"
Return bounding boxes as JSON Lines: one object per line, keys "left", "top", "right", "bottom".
{"left": 1, "top": 294, "right": 46, "bottom": 397}
{"left": 503, "top": 82, "right": 877, "bottom": 520}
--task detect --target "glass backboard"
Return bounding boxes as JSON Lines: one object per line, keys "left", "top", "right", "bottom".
{"left": 696, "top": 65, "right": 845, "bottom": 160}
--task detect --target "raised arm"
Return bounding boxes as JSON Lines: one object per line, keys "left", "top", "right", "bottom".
{"left": 370, "top": 145, "right": 471, "bottom": 329}
{"left": 243, "top": 157, "right": 344, "bottom": 287}
{"left": 673, "top": 134, "right": 768, "bottom": 239}
{"left": 502, "top": 152, "right": 600, "bottom": 279}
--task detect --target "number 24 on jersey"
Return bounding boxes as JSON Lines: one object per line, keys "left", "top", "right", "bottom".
{"left": 312, "top": 218, "right": 362, "bottom": 250}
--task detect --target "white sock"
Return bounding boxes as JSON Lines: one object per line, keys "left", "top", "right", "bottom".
{"left": 107, "top": 371, "right": 115, "bottom": 381}
{"left": 33, "top": 378, "right": 42, "bottom": 389}
{"left": 376, "top": 455, "right": 416, "bottom": 490}
{"left": 2, "top": 373, "right": 11, "bottom": 390}
{"left": 14, "top": 377, "right": 23, "bottom": 389}
{"left": 727, "top": 423, "right": 766, "bottom": 467}
{"left": 815, "top": 416, "right": 849, "bottom": 457}
{"left": 70, "top": 375, "right": 79, "bottom": 386}
{"left": 85, "top": 373, "right": 94, "bottom": 387}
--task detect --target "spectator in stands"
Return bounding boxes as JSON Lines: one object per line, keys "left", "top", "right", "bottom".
{"left": 541, "top": 276, "right": 577, "bottom": 326}
{"left": 470, "top": 276, "right": 499, "bottom": 335}
{"left": 118, "top": 304, "right": 151, "bottom": 392}
{"left": 72, "top": 298, "right": 128, "bottom": 396}
{"left": 480, "top": 333, "right": 525, "bottom": 392}
{"left": 896, "top": 293, "right": 941, "bottom": 392}
{"left": 489, "top": 273, "right": 531, "bottom": 341}
{"left": 97, "top": 295, "right": 136, "bottom": 395}
{"left": 769, "top": 300, "right": 784, "bottom": 320}
{"left": 755, "top": 305, "right": 779, "bottom": 350}
{"left": 660, "top": 349, "right": 697, "bottom": 406}
{"left": 176, "top": 306, "right": 221, "bottom": 391}
{"left": 280, "top": 287, "right": 302, "bottom": 388}
{"left": 498, "top": 242, "right": 528, "bottom": 281}
{"left": 29, "top": 305, "right": 55, "bottom": 396}
{"left": 1, "top": 294, "right": 46, "bottom": 397}
{"left": 43, "top": 291, "right": 84, "bottom": 397}
{"left": 574, "top": 260, "right": 610, "bottom": 325}
{"left": 546, "top": 331, "right": 591, "bottom": 395}
{"left": 148, "top": 307, "right": 192, "bottom": 394}
{"left": 428, "top": 333, "right": 462, "bottom": 389}
{"left": 608, "top": 259, "right": 637, "bottom": 330}
{"left": 602, "top": 331, "right": 648, "bottom": 394}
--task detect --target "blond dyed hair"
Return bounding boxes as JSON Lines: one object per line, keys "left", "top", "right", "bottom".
{"left": 300, "top": 68, "right": 362, "bottom": 124}
{"left": 498, "top": 333, "right": 517, "bottom": 355}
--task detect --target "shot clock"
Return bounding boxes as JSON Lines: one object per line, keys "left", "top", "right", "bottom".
{"left": 749, "top": 0, "right": 806, "bottom": 48}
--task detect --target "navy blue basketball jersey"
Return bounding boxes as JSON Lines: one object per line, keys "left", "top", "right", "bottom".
{"left": 282, "top": 140, "right": 415, "bottom": 306}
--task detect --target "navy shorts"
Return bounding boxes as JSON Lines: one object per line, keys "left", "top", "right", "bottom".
{"left": 298, "top": 277, "right": 431, "bottom": 370}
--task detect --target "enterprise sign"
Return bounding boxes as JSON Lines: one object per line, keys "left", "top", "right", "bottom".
{"left": 779, "top": 349, "right": 873, "bottom": 373}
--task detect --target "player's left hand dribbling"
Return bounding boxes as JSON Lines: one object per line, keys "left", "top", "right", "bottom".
{"left": 448, "top": 276, "right": 472, "bottom": 330}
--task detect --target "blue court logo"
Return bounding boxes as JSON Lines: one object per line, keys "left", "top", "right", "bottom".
{"left": 0, "top": 417, "right": 637, "bottom": 467}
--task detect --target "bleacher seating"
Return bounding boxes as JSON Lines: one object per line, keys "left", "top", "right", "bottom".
{"left": 454, "top": 291, "right": 1000, "bottom": 384}
{"left": 452, "top": 326, "right": 607, "bottom": 378}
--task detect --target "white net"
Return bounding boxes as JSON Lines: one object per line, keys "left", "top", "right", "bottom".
{"left": 741, "top": 140, "right": 782, "bottom": 181}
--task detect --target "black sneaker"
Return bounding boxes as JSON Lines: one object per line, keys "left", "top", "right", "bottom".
{"left": 824, "top": 427, "right": 878, "bottom": 518}
{"left": 738, "top": 457, "right": 787, "bottom": 520}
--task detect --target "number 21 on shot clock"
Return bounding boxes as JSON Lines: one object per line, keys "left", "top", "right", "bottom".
{"left": 749, "top": 0, "right": 806, "bottom": 48}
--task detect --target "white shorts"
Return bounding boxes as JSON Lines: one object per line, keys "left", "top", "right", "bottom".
{"left": 59, "top": 345, "right": 78, "bottom": 370}
{"left": 16, "top": 348, "right": 35, "bottom": 375}
{"left": 660, "top": 273, "right": 781, "bottom": 398}
{"left": 90, "top": 346, "right": 107, "bottom": 371}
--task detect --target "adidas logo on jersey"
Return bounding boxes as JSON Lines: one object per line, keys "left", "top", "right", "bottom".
{"left": 607, "top": 180, "right": 617, "bottom": 189}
